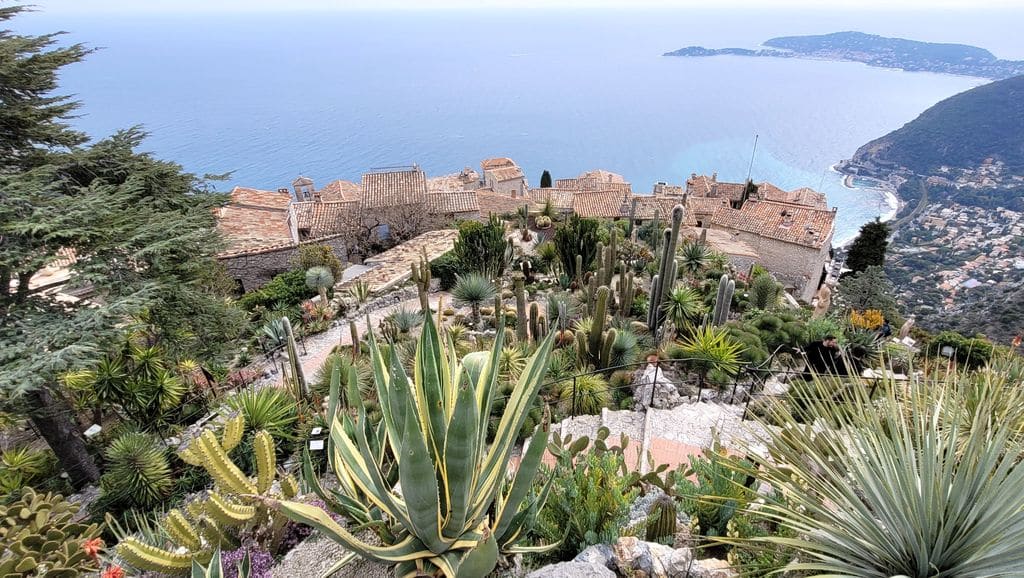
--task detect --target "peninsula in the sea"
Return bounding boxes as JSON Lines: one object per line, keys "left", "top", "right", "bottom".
{"left": 664, "top": 31, "right": 1024, "bottom": 79}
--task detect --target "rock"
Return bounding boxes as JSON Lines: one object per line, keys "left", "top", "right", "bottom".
{"left": 663, "top": 547, "right": 695, "bottom": 577}
{"left": 687, "top": 557, "right": 737, "bottom": 578}
{"left": 526, "top": 561, "right": 616, "bottom": 578}
{"left": 611, "top": 536, "right": 678, "bottom": 577}
{"left": 573, "top": 543, "right": 615, "bottom": 568}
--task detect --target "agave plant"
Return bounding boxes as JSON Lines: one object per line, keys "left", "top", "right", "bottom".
{"left": 677, "top": 239, "right": 709, "bottom": 278}
{"left": 385, "top": 307, "right": 425, "bottom": 335}
{"left": 348, "top": 279, "right": 372, "bottom": 306}
{"left": 452, "top": 273, "right": 497, "bottom": 327}
{"left": 736, "top": 373, "right": 1024, "bottom": 577}
{"left": 663, "top": 286, "right": 704, "bottom": 334}
{"left": 271, "top": 313, "right": 557, "bottom": 577}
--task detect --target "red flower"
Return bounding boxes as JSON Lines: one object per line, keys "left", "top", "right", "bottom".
{"left": 82, "top": 537, "right": 104, "bottom": 560}
{"left": 101, "top": 565, "right": 126, "bottom": 578}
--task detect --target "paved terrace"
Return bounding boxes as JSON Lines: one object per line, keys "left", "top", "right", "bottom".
{"left": 336, "top": 229, "right": 458, "bottom": 294}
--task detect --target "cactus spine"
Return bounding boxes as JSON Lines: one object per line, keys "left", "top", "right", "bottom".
{"left": 712, "top": 274, "right": 735, "bottom": 326}
{"left": 281, "top": 316, "right": 309, "bottom": 400}
{"left": 648, "top": 204, "right": 684, "bottom": 336}
{"left": 514, "top": 276, "right": 528, "bottom": 343}
{"left": 645, "top": 494, "right": 678, "bottom": 544}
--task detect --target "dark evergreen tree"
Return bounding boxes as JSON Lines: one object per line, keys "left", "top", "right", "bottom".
{"left": 540, "top": 169, "right": 552, "bottom": 188}
{"left": 843, "top": 219, "right": 890, "bottom": 278}
{"left": 0, "top": 7, "right": 246, "bottom": 487}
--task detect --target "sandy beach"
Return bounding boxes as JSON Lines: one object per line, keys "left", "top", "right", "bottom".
{"left": 831, "top": 163, "right": 902, "bottom": 246}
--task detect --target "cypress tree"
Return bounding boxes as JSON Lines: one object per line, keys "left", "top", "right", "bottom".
{"left": 843, "top": 219, "right": 890, "bottom": 278}
{"left": 540, "top": 169, "right": 552, "bottom": 188}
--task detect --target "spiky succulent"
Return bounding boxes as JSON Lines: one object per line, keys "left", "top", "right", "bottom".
{"left": 275, "top": 313, "right": 557, "bottom": 577}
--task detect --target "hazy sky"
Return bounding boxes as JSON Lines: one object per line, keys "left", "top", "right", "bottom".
{"left": 29, "top": 0, "right": 1024, "bottom": 13}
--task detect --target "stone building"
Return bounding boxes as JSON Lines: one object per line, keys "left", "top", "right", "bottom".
{"left": 480, "top": 158, "right": 527, "bottom": 198}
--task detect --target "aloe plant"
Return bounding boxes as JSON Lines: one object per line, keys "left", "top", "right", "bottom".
{"left": 271, "top": 313, "right": 557, "bottom": 578}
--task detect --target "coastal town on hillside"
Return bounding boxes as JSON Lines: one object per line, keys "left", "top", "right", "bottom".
{"left": 214, "top": 158, "right": 838, "bottom": 303}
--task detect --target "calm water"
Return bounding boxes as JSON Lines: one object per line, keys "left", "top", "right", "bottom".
{"left": 19, "top": 7, "right": 1021, "bottom": 242}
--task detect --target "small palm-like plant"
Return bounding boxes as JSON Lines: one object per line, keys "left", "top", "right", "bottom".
{"left": 271, "top": 311, "right": 557, "bottom": 577}
{"left": 678, "top": 239, "right": 709, "bottom": 278}
{"left": 737, "top": 373, "right": 1024, "bottom": 577}
{"left": 348, "top": 279, "right": 371, "bottom": 305}
{"left": 453, "top": 273, "right": 497, "bottom": 327}
{"left": 556, "top": 373, "right": 612, "bottom": 415}
{"left": 101, "top": 431, "right": 173, "bottom": 508}
{"left": 663, "top": 286, "right": 704, "bottom": 334}
{"left": 386, "top": 307, "right": 424, "bottom": 335}
{"left": 0, "top": 447, "right": 52, "bottom": 494}
{"left": 671, "top": 325, "right": 745, "bottom": 388}
{"left": 498, "top": 345, "right": 527, "bottom": 382}
{"left": 305, "top": 266, "right": 335, "bottom": 303}
{"left": 228, "top": 387, "right": 298, "bottom": 441}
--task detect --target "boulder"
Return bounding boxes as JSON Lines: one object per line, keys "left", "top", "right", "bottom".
{"left": 688, "top": 557, "right": 737, "bottom": 578}
{"left": 525, "top": 561, "right": 616, "bottom": 578}
{"left": 612, "top": 536, "right": 677, "bottom": 577}
{"left": 573, "top": 543, "right": 615, "bottom": 568}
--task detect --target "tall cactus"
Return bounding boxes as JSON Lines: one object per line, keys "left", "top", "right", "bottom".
{"left": 514, "top": 276, "right": 528, "bottom": 343}
{"left": 648, "top": 204, "right": 684, "bottom": 336}
{"left": 645, "top": 494, "right": 678, "bottom": 545}
{"left": 603, "top": 230, "right": 617, "bottom": 287}
{"left": 589, "top": 286, "right": 609, "bottom": 359}
{"left": 281, "top": 316, "right": 308, "bottom": 400}
{"left": 528, "top": 301, "right": 545, "bottom": 342}
{"left": 411, "top": 249, "right": 431, "bottom": 313}
{"left": 349, "top": 320, "right": 360, "bottom": 361}
{"left": 627, "top": 197, "right": 638, "bottom": 239}
{"left": 599, "top": 327, "right": 617, "bottom": 369}
{"left": 617, "top": 271, "right": 635, "bottom": 318}
{"left": 712, "top": 274, "right": 735, "bottom": 326}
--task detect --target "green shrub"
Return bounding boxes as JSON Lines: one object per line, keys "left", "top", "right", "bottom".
{"left": 295, "top": 244, "right": 344, "bottom": 280}
{"left": 0, "top": 447, "right": 55, "bottom": 495}
{"left": 452, "top": 215, "right": 513, "bottom": 278}
{"left": 675, "top": 445, "right": 755, "bottom": 543}
{"left": 926, "top": 330, "right": 995, "bottom": 369}
{"left": 238, "top": 270, "right": 314, "bottom": 312}
{"left": 726, "top": 507, "right": 806, "bottom": 577}
{"left": 430, "top": 251, "right": 461, "bottom": 290}
{"left": 556, "top": 373, "right": 612, "bottom": 415}
{"left": 537, "top": 450, "right": 639, "bottom": 560}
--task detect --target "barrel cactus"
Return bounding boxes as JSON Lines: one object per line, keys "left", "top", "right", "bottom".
{"left": 644, "top": 494, "right": 678, "bottom": 545}
{"left": 0, "top": 487, "right": 103, "bottom": 577}
{"left": 271, "top": 313, "right": 557, "bottom": 578}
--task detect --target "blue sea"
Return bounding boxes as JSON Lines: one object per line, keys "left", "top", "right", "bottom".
{"left": 17, "top": 6, "right": 1023, "bottom": 243}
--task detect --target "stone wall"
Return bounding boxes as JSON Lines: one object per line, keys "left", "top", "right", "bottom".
{"left": 219, "top": 235, "right": 349, "bottom": 292}
{"left": 716, "top": 229, "right": 830, "bottom": 302}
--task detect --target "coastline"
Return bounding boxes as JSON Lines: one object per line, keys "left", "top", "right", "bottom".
{"left": 831, "top": 163, "right": 901, "bottom": 248}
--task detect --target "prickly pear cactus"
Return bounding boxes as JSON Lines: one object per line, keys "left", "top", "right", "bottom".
{"left": 0, "top": 487, "right": 103, "bottom": 577}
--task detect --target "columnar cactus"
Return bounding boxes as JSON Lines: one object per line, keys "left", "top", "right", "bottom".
{"left": 589, "top": 286, "right": 609, "bottom": 360}
{"left": 281, "top": 316, "right": 309, "bottom": 400}
{"left": 627, "top": 197, "right": 638, "bottom": 239}
{"left": 712, "top": 274, "right": 735, "bottom": 326}
{"left": 0, "top": 488, "right": 103, "bottom": 577}
{"left": 648, "top": 205, "right": 684, "bottom": 336}
{"left": 349, "top": 320, "right": 360, "bottom": 360}
{"left": 528, "top": 301, "right": 545, "bottom": 342}
{"left": 117, "top": 416, "right": 298, "bottom": 576}
{"left": 617, "top": 271, "right": 635, "bottom": 318}
{"left": 514, "top": 276, "right": 528, "bottom": 343}
{"left": 645, "top": 494, "right": 678, "bottom": 545}
{"left": 410, "top": 249, "right": 431, "bottom": 313}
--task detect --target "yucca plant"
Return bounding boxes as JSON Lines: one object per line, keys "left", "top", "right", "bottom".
{"left": 305, "top": 266, "right": 335, "bottom": 304}
{"left": 386, "top": 307, "right": 425, "bottom": 335}
{"left": 735, "top": 373, "right": 1024, "bottom": 577}
{"left": 670, "top": 324, "right": 745, "bottom": 388}
{"left": 452, "top": 273, "right": 497, "bottom": 327}
{"left": 348, "top": 279, "right": 372, "bottom": 306}
{"left": 101, "top": 431, "right": 174, "bottom": 508}
{"left": 677, "top": 239, "right": 709, "bottom": 278}
{"left": 663, "top": 286, "right": 704, "bottom": 335}
{"left": 227, "top": 387, "right": 298, "bottom": 441}
{"left": 270, "top": 313, "right": 558, "bottom": 577}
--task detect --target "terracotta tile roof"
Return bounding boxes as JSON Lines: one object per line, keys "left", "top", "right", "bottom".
{"left": 292, "top": 200, "right": 359, "bottom": 239}
{"left": 361, "top": 167, "right": 427, "bottom": 209}
{"left": 687, "top": 196, "right": 730, "bottom": 216}
{"left": 292, "top": 176, "right": 314, "bottom": 187}
{"left": 487, "top": 165, "right": 524, "bottom": 182}
{"left": 685, "top": 174, "right": 716, "bottom": 196}
{"left": 571, "top": 190, "right": 629, "bottom": 219}
{"left": 317, "top": 179, "right": 362, "bottom": 202}
{"left": 476, "top": 190, "right": 535, "bottom": 216}
{"left": 761, "top": 186, "right": 828, "bottom": 209}
{"left": 229, "top": 186, "right": 292, "bottom": 210}
{"left": 427, "top": 171, "right": 478, "bottom": 193}
{"left": 216, "top": 203, "right": 294, "bottom": 256}
{"left": 426, "top": 190, "right": 479, "bottom": 214}
{"left": 580, "top": 169, "right": 628, "bottom": 184}
{"left": 630, "top": 195, "right": 683, "bottom": 221}
{"left": 481, "top": 157, "right": 516, "bottom": 171}
{"left": 529, "top": 188, "right": 576, "bottom": 211}
{"left": 715, "top": 182, "right": 747, "bottom": 202}
{"left": 710, "top": 200, "right": 835, "bottom": 249}
{"left": 556, "top": 176, "right": 631, "bottom": 195}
